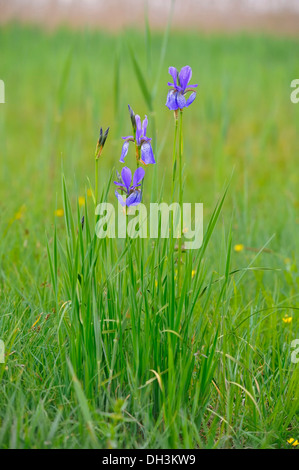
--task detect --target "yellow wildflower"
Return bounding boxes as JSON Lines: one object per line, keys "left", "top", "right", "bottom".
{"left": 282, "top": 315, "right": 292, "bottom": 324}
{"left": 78, "top": 196, "right": 85, "bottom": 207}
{"left": 55, "top": 209, "right": 64, "bottom": 217}
{"left": 192, "top": 270, "right": 196, "bottom": 278}
{"left": 287, "top": 438, "right": 299, "bottom": 446}
{"left": 234, "top": 244, "right": 244, "bottom": 253}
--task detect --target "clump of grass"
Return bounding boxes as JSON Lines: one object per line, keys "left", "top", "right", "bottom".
{"left": 47, "top": 126, "right": 227, "bottom": 448}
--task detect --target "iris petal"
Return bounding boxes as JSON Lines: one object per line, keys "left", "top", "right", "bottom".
{"left": 133, "top": 167, "right": 145, "bottom": 186}
{"left": 185, "top": 92, "right": 196, "bottom": 107}
{"left": 122, "top": 135, "right": 134, "bottom": 140}
{"left": 142, "top": 115, "right": 148, "bottom": 137}
{"left": 176, "top": 92, "right": 186, "bottom": 109}
{"left": 141, "top": 142, "right": 156, "bottom": 165}
{"left": 179, "top": 66, "right": 192, "bottom": 91}
{"left": 113, "top": 181, "right": 126, "bottom": 188}
{"left": 135, "top": 114, "right": 142, "bottom": 145}
{"left": 126, "top": 190, "right": 142, "bottom": 207}
{"left": 120, "top": 141, "right": 129, "bottom": 163}
{"left": 166, "top": 90, "right": 179, "bottom": 111}
{"left": 121, "top": 167, "right": 132, "bottom": 192}
{"left": 168, "top": 66, "right": 178, "bottom": 87}
{"left": 115, "top": 190, "right": 126, "bottom": 207}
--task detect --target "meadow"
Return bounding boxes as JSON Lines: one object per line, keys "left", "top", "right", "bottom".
{"left": 0, "top": 23, "right": 298, "bottom": 449}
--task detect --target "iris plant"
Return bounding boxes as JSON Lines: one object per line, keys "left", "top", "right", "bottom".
{"left": 166, "top": 66, "right": 197, "bottom": 286}
{"left": 120, "top": 112, "right": 155, "bottom": 165}
{"left": 114, "top": 166, "right": 145, "bottom": 207}
{"left": 166, "top": 66, "right": 197, "bottom": 111}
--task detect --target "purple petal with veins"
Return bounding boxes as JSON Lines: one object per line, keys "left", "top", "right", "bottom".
{"left": 113, "top": 181, "right": 126, "bottom": 188}
{"left": 142, "top": 115, "right": 148, "bottom": 137}
{"left": 126, "top": 190, "right": 142, "bottom": 207}
{"left": 168, "top": 66, "right": 178, "bottom": 87}
{"left": 166, "top": 90, "right": 178, "bottom": 110}
{"left": 121, "top": 167, "right": 132, "bottom": 192}
{"left": 135, "top": 114, "right": 142, "bottom": 145}
{"left": 120, "top": 141, "right": 129, "bottom": 163}
{"left": 186, "top": 92, "right": 196, "bottom": 107}
{"left": 133, "top": 167, "right": 145, "bottom": 186}
{"left": 115, "top": 190, "right": 126, "bottom": 207}
{"left": 179, "top": 66, "right": 192, "bottom": 91}
{"left": 176, "top": 92, "right": 186, "bottom": 109}
{"left": 141, "top": 142, "right": 155, "bottom": 165}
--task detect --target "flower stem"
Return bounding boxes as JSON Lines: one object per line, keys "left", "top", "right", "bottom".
{"left": 136, "top": 144, "right": 140, "bottom": 168}
{"left": 95, "top": 157, "right": 99, "bottom": 206}
{"left": 171, "top": 112, "right": 179, "bottom": 198}
{"left": 177, "top": 109, "right": 183, "bottom": 287}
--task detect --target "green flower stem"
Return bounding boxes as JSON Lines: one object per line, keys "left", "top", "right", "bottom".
{"left": 171, "top": 112, "right": 179, "bottom": 198}
{"left": 177, "top": 109, "right": 183, "bottom": 288}
{"left": 95, "top": 156, "right": 99, "bottom": 207}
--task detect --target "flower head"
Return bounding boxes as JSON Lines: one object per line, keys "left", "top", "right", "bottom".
{"left": 166, "top": 65, "right": 198, "bottom": 111}
{"left": 95, "top": 126, "right": 109, "bottom": 159}
{"left": 114, "top": 166, "right": 145, "bottom": 207}
{"left": 234, "top": 244, "right": 244, "bottom": 253}
{"left": 288, "top": 438, "right": 299, "bottom": 446}
{"left": 78, "top": 196, "right": 85, "bottom": 207}
{"left": 128, "top": 104, "right": 136, "bottom": 131}
{"left": 55, "top": 208, "right": 64, "bottom": 217}
{"left": 120, "top": 109, "right": 155, "bottom": 166}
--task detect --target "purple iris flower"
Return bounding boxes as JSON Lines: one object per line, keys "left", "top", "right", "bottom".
{"left": 166, "top": 65, "right": 198, "bottom": 111}
{"left": 114, "top": 166, "right": 145, "bottom": 207}
{"left": 120, "top": 113, "right": 156, "bottom": 166}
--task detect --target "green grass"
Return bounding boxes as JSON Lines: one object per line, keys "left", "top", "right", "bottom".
{"left": 0, "top": 23, "right": 298, "bottom": 449}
